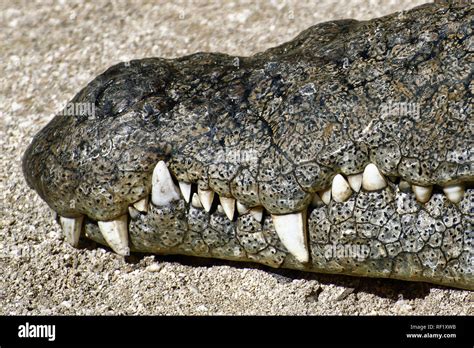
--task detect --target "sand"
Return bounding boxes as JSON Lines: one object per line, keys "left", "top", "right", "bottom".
{"left": 1, "top": 0, "right": 472, "bottom": 315}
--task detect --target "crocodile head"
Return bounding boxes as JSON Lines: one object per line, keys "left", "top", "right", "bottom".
{"left": 22, "top": 3, "right": 473, "bottom": 290}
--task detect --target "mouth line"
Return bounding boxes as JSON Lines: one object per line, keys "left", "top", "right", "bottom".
{"left": 53, "top": 155, "right": 471, "bottom": 225}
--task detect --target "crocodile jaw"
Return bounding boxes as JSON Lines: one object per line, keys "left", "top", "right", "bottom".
{"left": 22, "top": 3, "right": 474, "bottom": 290}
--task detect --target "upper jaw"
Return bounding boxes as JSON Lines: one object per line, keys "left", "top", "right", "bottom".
{"left": 22, "top": 15, "right": 473, "bottom": 222}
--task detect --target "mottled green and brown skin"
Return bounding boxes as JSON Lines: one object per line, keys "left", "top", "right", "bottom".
{"left": 23, "top": 3, "right": 473, "bottom": 289}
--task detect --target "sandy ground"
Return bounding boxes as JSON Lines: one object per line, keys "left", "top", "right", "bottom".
{"left": 1, "top": 0, "right": 472, "bottom": 315}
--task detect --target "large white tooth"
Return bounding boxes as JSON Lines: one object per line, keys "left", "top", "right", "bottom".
{"left": 220, "top": 196, "right": 235, "bottom": 221}
{"left": 97, "top": 215, "right": 130, "bottom": 256}
{"left": 151, "top": 161, "right": 181, "bottom": 206}
{"left": 271, "top": 212, "right": 309, "bottom": 263}
{"left": 59, "top": 215, "right": 84, "bottom": 248}
{"left": 198, "top": 187, "right": 214, "bottom": 212}
{"left": 443, "top": 184, "right": 465, "bottom": 203}
{"left": 250, "top": 206, "right": 263, "bottom": 222}
{"left": 412, "top": 184, "right": 433, "bottom": 203}
{"left": 319, "top": 187, "right": 331, "bottom": 205}
{"left": 311, "top": 193, "right": 324, "bottom": 207}
{"left": 348, "top": 173, "right": 363, "bottom": 192}
{"left": 133, "top": 197, "right": 148, "bottom": 212}
{"left": 191, "top": 193, "right": 203, "bottom": 209}
{"left": 178, "top": 182, "right": 192, "bottom": 203}
{"left": 236, "top": 201, "right": 249, "bottom": 215}
{"left": 331, "top": 174, "right": 352, "bottom": 203}
{"left": 362, "top": 163, "right": 387, "bottom": 191}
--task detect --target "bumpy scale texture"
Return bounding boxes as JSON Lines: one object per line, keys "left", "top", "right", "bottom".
{"left": 23, "top": 3, "right": 473, "bottom": 290}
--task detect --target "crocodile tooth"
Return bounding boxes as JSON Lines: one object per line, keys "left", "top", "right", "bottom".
{"left": 198, "top": 187, "right": 214, "bottom": 212}
{"left": 220, "top": 196, "right": 235, "bottom": 220}
{"left": 250, "top": 206, "right": 263, "bottom": 222}
{"left": 348, "top": 173, "right": 363, "bottom": 192}
{"left": 271, "top": 212, "right": 309, "bottom": 263}
{"left": 412, "top": 184, "right": 433, "bottom": 203}
{"left": 151, "top": 161, "right": 180, "bottom": 206}
{"left": 362, "top": 163, "right": 387, "bottom": 191}
{"left": 132, "top": 197, "right": 148, "bottom": 212}
{"left": 191, "top": 192, "right": 203, "bottom": 209}
{"left": 97, "top": 215, "right": 130, "bottom": 256}
{"left": 311, "top": 193, "right": 324, "bottom": 207}
{"left": 178, "top": 182, "right": 192, "bottom": 203}
{"left": 443, "top": 184, "right": 465, "bottom": 203}
{"left": 331, "top": 174, "right": 352, "bottom": 203}
{"left": 236, "top": 201, "right": 249, "bottom": 215}
{"left": 319, "top": 187, "right": 331, "bottom": 205}
{"left": 59, "top": 215, "right": 84, "bottom": 247}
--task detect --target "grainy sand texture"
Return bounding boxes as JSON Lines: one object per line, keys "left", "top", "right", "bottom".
{"left": 1, "top": 0, "right": 473, "bottom": 315}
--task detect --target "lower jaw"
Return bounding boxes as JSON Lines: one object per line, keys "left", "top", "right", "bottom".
{"left": 80, "top": 184, "right": 473, "bottom": 291}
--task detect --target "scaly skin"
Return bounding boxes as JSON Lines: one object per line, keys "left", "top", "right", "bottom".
{"left": 23, "top": 3, "right": 473, "bottom": 289}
